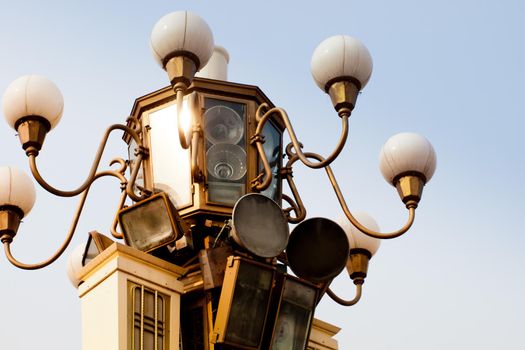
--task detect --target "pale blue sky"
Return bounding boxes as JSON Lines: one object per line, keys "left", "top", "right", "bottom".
{"left": 0, "top": 1, "right": 523, "bottom": 349}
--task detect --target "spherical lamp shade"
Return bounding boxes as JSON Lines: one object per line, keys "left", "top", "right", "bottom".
{"left": 379, "top": 132, "right": 437, "bottom": 185}
{"left": 0, "top": 166, "right": 36, "bottom": 217}
{"left": 150, "top": 11, "right": 214, "bottom": 70}
{"left": 337, "top": 212, "right": 380, "bottom": 256}
{"left": 3, "top": 75, "right": 64, "bottom": 131}
{"left": 66, "top": 243, "right": 86, "bottom": 288}
{"left": 311, "top": 35, "right": 373, "bottom": 92}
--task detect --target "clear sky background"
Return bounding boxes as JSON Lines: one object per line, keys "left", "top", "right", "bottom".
{"left": 0, "top": 1, "right": 524, "bottom": 349}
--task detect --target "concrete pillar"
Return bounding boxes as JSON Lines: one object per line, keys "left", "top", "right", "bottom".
{"left": 77, "top": 243, "right": 186, "bottom": 350}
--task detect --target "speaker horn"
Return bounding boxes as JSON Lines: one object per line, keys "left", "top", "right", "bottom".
{"left": 286, "top": 217, "right": 349, "bottom": 284}
{"left": 231, "top": 193, "right": 289, "bottom": 258}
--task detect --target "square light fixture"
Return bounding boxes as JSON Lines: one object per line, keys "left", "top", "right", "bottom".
{"left": 118, "top": 192, "right": 188, "bottom": 253}
{"left": 211, "top": 256, "right": 319, "bottom": 349}
{"left": 212, "top": 256, "right": 275, "bottom": 348}
{"left": 268, "top": 277, "right": 318, "bottom": 349}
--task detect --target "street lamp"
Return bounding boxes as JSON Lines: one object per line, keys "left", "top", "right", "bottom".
{"left": 0, "top": 9, "right": 437, "bottom": 349}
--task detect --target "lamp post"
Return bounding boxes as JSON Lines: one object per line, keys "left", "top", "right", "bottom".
{"left": 0, "top": 10, "right": 436, "bottom": 350}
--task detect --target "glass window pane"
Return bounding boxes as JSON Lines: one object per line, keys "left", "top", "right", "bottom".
{"left": 224, "top": 263, "right": 273, "bottom": 347}
{"left": 204, "top": 98, "right": 247, "bottom": 206}
{"left": 271, "top": 279, "right": 317, "bottom": 350}
{"left": 260, "top": 121, "right": 281, "bottom": 202}
{"left": 148, "top": 103, "right": 192, "bottom": 208}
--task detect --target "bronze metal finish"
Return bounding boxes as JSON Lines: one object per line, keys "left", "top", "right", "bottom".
{"left": 3, "top": 158, "right": 130, "bottom": 270}
{"left": 129, "top": 78, "right": 281, "bottom": 223}
{"left": 175, "top": 88, "right": 190, "bottom": 149}
{"left": 346, "top": 250, "right": 371, "bottom": 282}
{"left": 283, "top": 151, "right": 416, "bottom": 238}
{"left": 165, "top": 55, "right": 198, "bottom": 87}
{"left": 253, "top": 103, "right": 349, "bottom": 176}
{"left": 327, "top": 80, "right": 359, "bottom": 113}
{"left": 324, "top": 250, "right": 369, "bottom": 306}
{"left": 326, "top": 283, "right": 362, "bottom": 307}
{"left": 395, "top": 174, "right": 425, "bottom": 209}
{"left": 25, "top": 124, "right": 145, "bottom": 199}
{"left": 110, "top": 190, "right": 128, "bottom": 239}
{"left": 16, "top": 117, "right": 50, "bottom": 154}
{"left": 3, "top": 184, "right": 91, "bottom": 270}
{"left": 0, "top": 207, "right": 23, "bottom": 243}
{"left": 3, "top": 118, "right": 147, "bottom": 269}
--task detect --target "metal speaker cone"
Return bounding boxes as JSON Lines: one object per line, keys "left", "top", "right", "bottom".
{"left": 232, "top": 193, "right": 289, "bottom": 258}
{"left": 206, "top": 143, "right": 247, "bottom": 181}
{"left": 286, "top": 217, "right": 349, "bottom": 284}
{"left": 204, "top": 105, "right": 244, "bottom": 145}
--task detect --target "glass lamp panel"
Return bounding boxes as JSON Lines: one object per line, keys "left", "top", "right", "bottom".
{"left": 148, "top": 103, "right": 192, "bottom": 208}
{"left": 224, "top": 262, "right": 273, "bottom": 347}
{"left": 120, "top": 196, "right": 177, "bottom": 252}
{"left": 259, "top": 120, "right": 282, "bottom": 203}
{"left": 204, "top": 98, "right": 246, "bottom": 206}
{"left": 271, "top": 279, "right": 317, "bottom": 350}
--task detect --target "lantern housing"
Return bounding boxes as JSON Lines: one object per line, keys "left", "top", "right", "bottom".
{"left": 126, "top": 78, "right": 285, "bottom": 227}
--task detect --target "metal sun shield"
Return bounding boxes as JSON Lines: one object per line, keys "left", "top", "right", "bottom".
{"left": 286, "top": 217, "right": 350, "bottom": 284}
{"left": 231, "top": 193, "right": 289, "bottom": 258}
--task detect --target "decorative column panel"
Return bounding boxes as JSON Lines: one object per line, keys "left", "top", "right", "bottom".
{"left": 77, "top": 243, "right": 186, "bottom": 350}
{"left": 307, "top": 319, "right": 341, "bottom": 350}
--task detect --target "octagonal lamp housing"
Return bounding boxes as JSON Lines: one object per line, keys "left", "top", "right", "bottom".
{"left": 125, "top": 78, "right": 285, "bottom": 227}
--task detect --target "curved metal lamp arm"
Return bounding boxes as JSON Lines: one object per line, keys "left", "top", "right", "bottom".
{"left": 3, "top": 187, "right": 90, "bottom": 270}
{"left": 321, "top": 154, "right": 415, "bottom": 239}
{"left": 253, "top": 104, "right": 349, "bottom": 178}
{"left": 173, "top": 88, "right": 203, "bottom": 181}
{"left": 287, "top": 152, "right": 415, "bottom": 239}
{"left": 281, "top": 162, "right": 307, "bottom": 223}
{"left": 26, "top": 124, "right": 144, "bottom": 198}
{"left": 2, "top": 161, "right": 128, "bottom": 270}
{"left": 191, "top": 124, "right": 203, "bottom": 181}
{"left": 175, "top": 88, "right": 191, "bottom": 150}
{"left": 250, "top": 133, "right": 273, "bottom": 191}
{"left": 110, "top": 190, "right": 127, "bottom": 239}
{"left": 125, "top": 152, "right": 150, "bottom": 203}
{"left": 326, "top": 284, "right": 362, "bottom": 307}
{"left": 282, "top": 194, "right": 305, "bottom": 224}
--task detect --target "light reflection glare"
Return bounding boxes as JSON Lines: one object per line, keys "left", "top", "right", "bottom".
{"left": 180, "top": 99, "right": 192, "bottom": 136}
